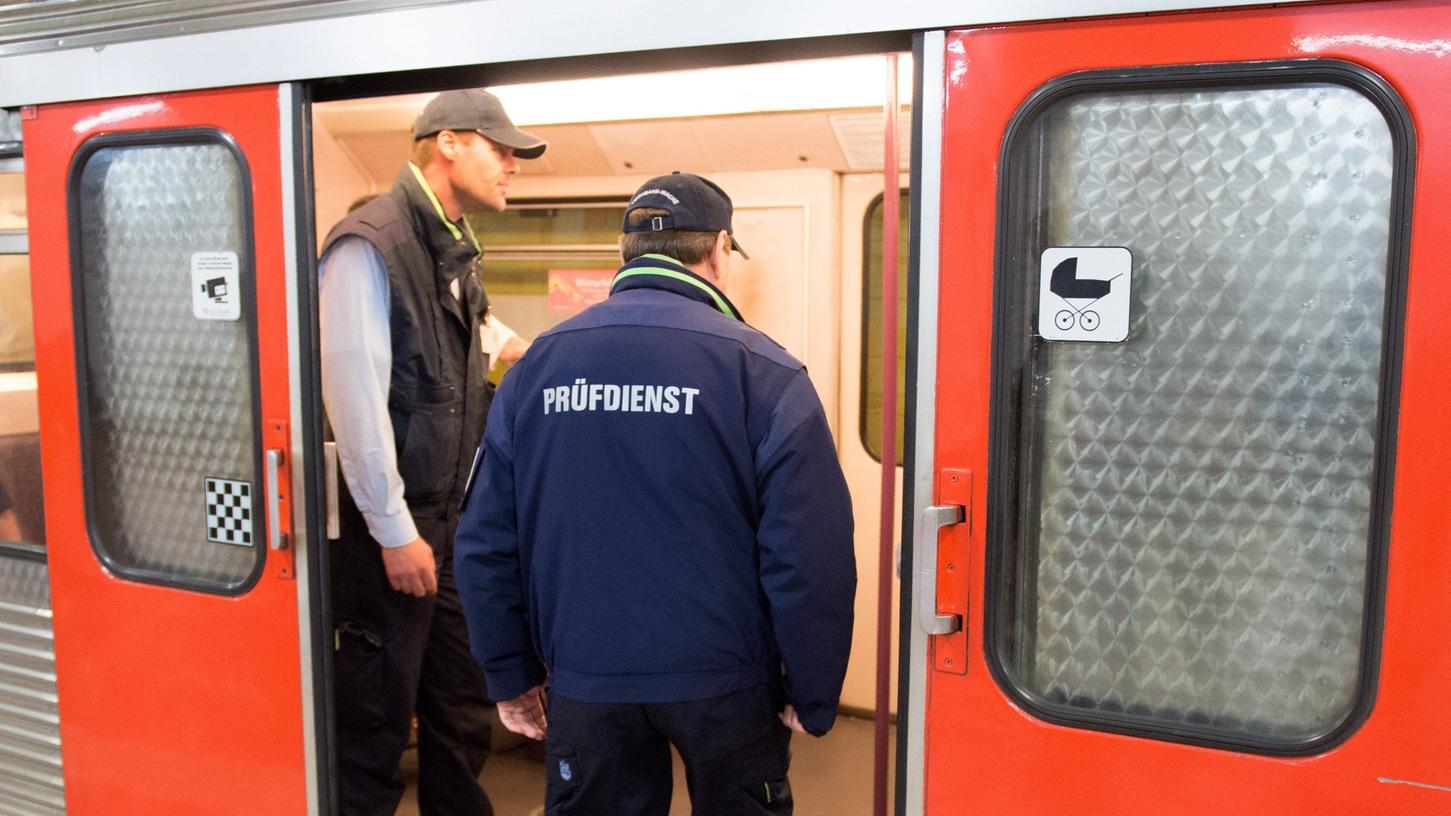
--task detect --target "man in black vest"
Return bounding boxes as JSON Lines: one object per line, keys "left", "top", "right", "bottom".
{"left": 319, "top": 89, "right": 546, "bottom": 816}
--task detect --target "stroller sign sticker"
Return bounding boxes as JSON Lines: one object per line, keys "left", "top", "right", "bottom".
{"left": 1038, "top": 246, "right": 1131, "bottom": 342}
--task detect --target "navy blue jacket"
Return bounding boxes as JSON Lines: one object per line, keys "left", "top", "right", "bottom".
{"left": 455, "top": 254, "right": 856, "bottom": 735}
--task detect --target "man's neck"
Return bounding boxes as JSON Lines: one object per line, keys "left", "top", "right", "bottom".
{"left": 418, "top": 162, "right": 462, "bottom": 221}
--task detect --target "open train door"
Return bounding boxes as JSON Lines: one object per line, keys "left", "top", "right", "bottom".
{"left": 908, "top": 1, "right": 1451, "bottom": 813}
{"left": 24, "top": 85, "right": 322, "bottom": 814}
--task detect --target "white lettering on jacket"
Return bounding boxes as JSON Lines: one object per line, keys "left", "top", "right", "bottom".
{"left": 544, "top": 379, "right": 701, "bottom": 416}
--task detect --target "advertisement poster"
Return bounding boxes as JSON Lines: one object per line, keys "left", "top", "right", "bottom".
{"left": 548, "top": 268, "right": 615, "bottom": 315}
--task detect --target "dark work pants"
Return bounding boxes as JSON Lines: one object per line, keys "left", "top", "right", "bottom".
{"left": 331, "top": 497, "right": 494, "bottom": 816}
{"left": 545, "top": 685, "right": 793, "bottom": 816}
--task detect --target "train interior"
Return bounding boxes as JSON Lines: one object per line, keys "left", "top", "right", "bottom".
{"left": 313, "top": 52, "right": 911, "bottom": 815}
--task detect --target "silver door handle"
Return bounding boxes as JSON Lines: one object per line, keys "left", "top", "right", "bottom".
{"left": 265, "top": 449, "right": 288, "bottom": 550}
{"left": 324, "top": 441, "right": 340, "bottom": 540}
{"left": 916, "top": 504, "right": 964, "bottom": 635}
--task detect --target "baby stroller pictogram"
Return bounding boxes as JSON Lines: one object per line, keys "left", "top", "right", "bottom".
{"left": 1049, "top": 256, "right": 1121, "bottom": 332}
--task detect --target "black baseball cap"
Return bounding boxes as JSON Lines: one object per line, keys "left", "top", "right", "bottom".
{"left": 623, "top": 172, "right": 749, "bottom": 259}
{"left": 412, "top": 89, "right": 548, "bottom": 160}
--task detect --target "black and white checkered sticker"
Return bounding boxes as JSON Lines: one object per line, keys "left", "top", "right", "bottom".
{"left": 205, "top": 477, "right": 255, "bottom": 547}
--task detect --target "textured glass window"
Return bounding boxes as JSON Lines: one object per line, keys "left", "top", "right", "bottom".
{"left": 74, "top": 138, "right": 262, "bottom": 590}
{"left": 861, "top": 192, "right": 909, "bottom": 464}
{"left": 992, "top": 80, "right": 1400, "bottom": 747}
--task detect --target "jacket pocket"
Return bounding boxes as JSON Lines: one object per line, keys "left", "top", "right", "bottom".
{"left": 332, "top": 619, "right": 386, "bottom": 730}
{"left": 395, "top": 384, "right": 463, "bottom": 509}
{"left": 544, "top": 741, "right": 585, "bottom": 815}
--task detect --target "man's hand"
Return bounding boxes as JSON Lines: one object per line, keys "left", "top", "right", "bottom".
{"left": 0, "top": 509, "right": 20, "bottom": 543}
{"left": 381, "top": 537, "right": 437, "bottom": 597}
{"left": 498, "top": 685, "right": 548, "bottom": 740}
{"left": 498, "top": 335, "right": 530, "bottom": 366}
{"left": 779, "top": 704, "right": 807, "bottom": 734}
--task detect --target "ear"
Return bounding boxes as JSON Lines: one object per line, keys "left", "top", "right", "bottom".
{"left": 436, "top": 131, "right": 459, "bottom": 162}
{"left": 714, "top": 230, "right": 731, "bottom": 263}
{"left": 705, "top": 230, "right": 732, "bottom": 283}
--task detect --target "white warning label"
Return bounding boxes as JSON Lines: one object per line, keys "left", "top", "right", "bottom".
{"left": 1038, "top": 247, "right": 1132, "bottom": 342}
{"left": 191, "top": 251, "right": 241, "bottom": 321}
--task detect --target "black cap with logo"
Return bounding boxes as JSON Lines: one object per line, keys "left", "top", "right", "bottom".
{"left": 622, "top": 172, "right": 749, "bottom": 259}
{"left": 412, "top": 89, "right": 548, "bottom": 160}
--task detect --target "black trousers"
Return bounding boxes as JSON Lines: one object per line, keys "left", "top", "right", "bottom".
{"left": 331, "top": 497, "right": 494, "bottom": 816}
{"left": 545, "top": 685, "right": 793, "bottom": 816}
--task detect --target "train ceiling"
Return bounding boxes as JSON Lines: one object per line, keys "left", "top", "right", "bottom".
{"left": 314, "top": 55, "right": 913, "bottom": 181}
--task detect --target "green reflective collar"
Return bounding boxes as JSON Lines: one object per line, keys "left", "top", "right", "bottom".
{"left": 612, "top": 255, "right": 740, "bottom": 321}
{"left": 407, "top": 163, "right": 480, "bottom": 252}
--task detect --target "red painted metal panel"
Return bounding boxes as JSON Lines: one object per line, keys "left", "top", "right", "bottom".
{"left": 26, "top": 86, "right": 309, "bottom": 814}
{"left": 927, "top": 2, "right": 1451, "bottom": 813}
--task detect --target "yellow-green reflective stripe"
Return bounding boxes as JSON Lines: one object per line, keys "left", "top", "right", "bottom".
{"left": 407, "top": 163, "right": 480, "bottom": 251}
{"left": 612, "top": 267, "right": 738, "bottom": 320}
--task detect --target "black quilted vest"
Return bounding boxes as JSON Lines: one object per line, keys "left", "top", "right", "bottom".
{"left": 321, "top": 166, "right": 493, "bottom": 523}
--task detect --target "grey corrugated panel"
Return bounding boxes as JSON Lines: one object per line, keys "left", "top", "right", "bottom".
{"left": 0, "top": 697, "right": 58, "bottom": 728}
{"left": 0, "top": 750, "right": 62, "bottom": 787}
{"left": 0, "top": 652, "right": 54, "bottom": 683}
{"left": 0, "top": 722, "right": 59, "bottom": 759}
{"left": 0, "top": 678, "right": 58, "bottom": 713}
{"left": 0, "top": 638, "right": 52, "bottom": 662}
{"left": 0, "top": 0, "right": 454, "bottom": 56}
{"left": 0, "top": 557, "right": 61, "bottom": 813}
{"left": 0, "top": 563, "right": 49, "bottom": 611}
{"left": 0, "top": 616, "right": 54, "bottom": 646}
{"left": 0, "top": 773, "right": 66, "bottom": 814}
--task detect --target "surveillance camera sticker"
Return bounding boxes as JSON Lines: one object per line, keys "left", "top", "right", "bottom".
{"left": 1038, "top": 247, "right": 1131, "bottom": 342}
{"left": 191, "top": 251, "right": 241, "bottom": 321}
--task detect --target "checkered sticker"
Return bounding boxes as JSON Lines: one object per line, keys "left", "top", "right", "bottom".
{"left": 205, "top": 477, "right": 255, "bottom": 547}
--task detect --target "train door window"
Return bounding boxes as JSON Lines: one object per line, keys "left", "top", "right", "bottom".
{"left": 468, "top": 203, "right": 625, "bottom": 350}
{"left": 70, "top": 132, "right": 264, "bottom": 592}
{"left": 988, "top": 66, "right": 1409, "bottom": 752}
{"left": 861, "top": 190, "right": 909, "bottom": 464}
{"left": 0, "top": 117, "right": 45, "bottom": 553}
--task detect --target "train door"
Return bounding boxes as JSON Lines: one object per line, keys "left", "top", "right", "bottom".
{"left": 911, "top": 2, "right": 1450, "bottom": 813}
{"left": 25, "top": 85, "right": 320, "bottom": 814}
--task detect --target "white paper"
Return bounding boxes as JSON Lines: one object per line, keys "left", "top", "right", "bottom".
{"left": 191, "top": 251, "right": 241, "bottom": 321}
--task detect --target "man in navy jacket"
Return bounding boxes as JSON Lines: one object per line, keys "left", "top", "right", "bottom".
{"left": 455, "top": 172, "right": 855, "bottom": 815}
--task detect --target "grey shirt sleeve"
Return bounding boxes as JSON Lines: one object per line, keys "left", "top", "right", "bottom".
{"left": 319, "top": 236, "right": 418, "bottom": 548}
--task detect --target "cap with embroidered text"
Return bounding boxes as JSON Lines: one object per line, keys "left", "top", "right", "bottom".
{"left": 622, "top": 172, "right": 749, "bottom": 259}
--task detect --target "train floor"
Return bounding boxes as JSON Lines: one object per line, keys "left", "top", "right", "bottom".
{"left": 395, "top": 713, "right": 891, "bottom": 815}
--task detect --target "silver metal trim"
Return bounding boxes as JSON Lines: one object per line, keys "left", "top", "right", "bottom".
{"left": 0, "top": 0, "right": 1316, "bottom": 107}
{"left": 278, "top": 82, "right": 321, "bottom": 816}
{"left": 0, "top": 230, "right": 27, "bottom": 254}
{"left": 903, "top": 28, "right": 945, "bottom": 816}
{"left": 0, "top": 158, "right": 22, "bottom": 174}
{"left": 266, "top": 448, "right": 287, "bottom": 551}
{"left": 0, "top": 0, "right": 456, "bottom": 58}
{"left": 324, "top": 441, "right": 340, "bottom": 540}
{"left": 915, "top": 504, "right": 964, "bottom": 635}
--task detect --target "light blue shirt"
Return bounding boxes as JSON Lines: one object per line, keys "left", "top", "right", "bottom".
{"left": 319, "top": 236, "right": 417, "bottom": 548}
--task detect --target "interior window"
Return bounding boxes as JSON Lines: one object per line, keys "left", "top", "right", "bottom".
{"left": 0, "top": 153, "right": 43, "bottom": 551}
{"left": 468, "top": 203, "right": 626, "bottom": 346}
{"left": 861, "top": 191, "right": 909, "bottom": 464}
